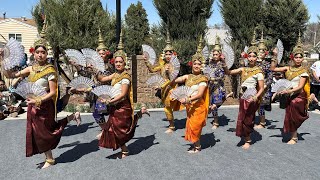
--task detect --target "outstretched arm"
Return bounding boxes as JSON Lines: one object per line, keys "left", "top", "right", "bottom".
{"left": 97, "top": 73, "right": 114, "bottom": 83}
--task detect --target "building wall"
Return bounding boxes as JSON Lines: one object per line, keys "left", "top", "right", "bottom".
{"left": 0, "top": 18, "right": 38, "bottom": 58}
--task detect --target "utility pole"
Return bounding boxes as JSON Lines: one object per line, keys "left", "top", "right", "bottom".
{"left": 116, "top": 0, "right": 121, "bottom": 46}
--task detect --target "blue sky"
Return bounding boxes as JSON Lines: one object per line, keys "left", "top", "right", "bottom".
{"left": 0, "top": 0, "right": 319, "bottom": 25}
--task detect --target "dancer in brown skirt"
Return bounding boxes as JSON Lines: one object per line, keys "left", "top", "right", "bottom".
{"left": 222, "top": 31, "right": 265, "bottom": 150}
{"left": 4, "top": 37, "right": 80, "bottom": 169}
{"left": 270, "top": 33, "right": 310, "bottom": 144}
{"left": 97, "top": 32, "right": 149, "bottom": 158}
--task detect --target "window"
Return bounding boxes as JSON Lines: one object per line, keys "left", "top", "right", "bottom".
{"left": 8, "top": 34, "right": 22, "bottom": 42}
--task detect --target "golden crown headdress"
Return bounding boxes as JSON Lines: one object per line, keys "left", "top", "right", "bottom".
{"left": 113, "top": 30, "right": 129, "bottom": 68}
{"left": 163, "top": 28, "right": 174, "bottom": 52}
{"left": 191, "top": 35, "right": 205, "bottom": 65}
{"left": 247, "top": 28, "right": 259, "bottom": 54}
{"left": 33, "top": 17, "right": 50, "bottom": 50}
{"left": 292, "top": 31, "right": 304, "bottom": 56}
{"left": 96, "top": 28, "right": 108, "bottom": 51}
{"left": 258, "top": 30, "right": 267, "bottom": 51}
{"left": 212, "top": 35, "right": 222, "bottom": 53}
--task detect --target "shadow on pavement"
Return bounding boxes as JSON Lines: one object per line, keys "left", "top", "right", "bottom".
{"left": 214, "top": 114, "right": 233, "bottom": 127}
{"left": 106, "top": 134, "right": 159, "bottom": 159}
{"left": 62, "top": 122, "right": 95, "bottom": 137}
{"left": 56, "top": 139, "right": 99, "bottom": 163}
{"left": 174, "top": 118, "right": 186, "bottom": 130}
{"left": 200, "top": 132, "right": 220, "bottom": 150}
{"left": 236, "top": 130, "right": 262, "bottom": 147}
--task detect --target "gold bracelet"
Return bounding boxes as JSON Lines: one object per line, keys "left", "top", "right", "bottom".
{"left": 252, "top": 96, "right": 258, "bottom": 101}
{"left": 35, "top": 97, "right": 42, "bottom": 108}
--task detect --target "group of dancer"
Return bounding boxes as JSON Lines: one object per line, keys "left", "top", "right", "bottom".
{"left": 0, "top": 22, "right": 311, "bottom": 169}
{"left": 143, "top": 29, "right": 310, "bottom": 152}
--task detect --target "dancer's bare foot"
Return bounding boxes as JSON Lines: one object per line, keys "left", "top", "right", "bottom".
{"left": 140, "top": 107, "right": 150, "bottom": 116}
{"left": 242, "top": 142, "right": 250, "bottom": 150}
{"left": 212, "top": 123, "right": 219, "bottom": 130}
{"left": 188, "top": 146, "right": 201, "bottom": 154}
{"left": 226, "top": 92, "right": 234, "bottom": 99}
{"left": 74, "top": 112, "right": 81, "bottom": 126}
{"left": 41, "top": 159, "right": 55, "bottom": 169}
{"left": 254, "top": 124, "right": 265, "bottom": 129}
{"left": 121, "top": 151, "right": 129, "bottom": 159}
{"left": 287, "top": 138, "right": 298, "bottom": 145}
{"left": 210, "top": 104, "right": 217, "bottom": 110}
{"left": 165, "top": 127, "right": 175, "bottom": 134}
{"left": 96, "top": 132, "right": 102, "bottom": 140}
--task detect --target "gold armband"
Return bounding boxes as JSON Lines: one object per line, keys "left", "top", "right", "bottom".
{"left": 35, "top": 97, "right": 42, "bottom": 108}
{"left": 252, "top": 96, "right": 258, "bottom": 102}
{"left": 271, "top": 58, "right": 277, "bottom": 63}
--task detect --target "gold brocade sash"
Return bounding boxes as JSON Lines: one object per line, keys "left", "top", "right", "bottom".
{"left": 285, "top": 67, "right": 307, "bottom": 81}
{"left": 111, "top": 71, "right": 134, "bottom": 123}
{"left": 186, "top": 74, "right": 208, "bottom": 87}
{"left": 185, "top": 74, "right": 209, "bottom": 119}
{"left": 111, "top": 71, "right": 131, "bottom": 86}
{"left": 28, "top": 64, "right": 57, "bottom": 82}
{"left": 241, "top": 67, "right": 263, "bottom": 84}
{"left": 28, "top": 64, "right": 58, "bottom": 120}
{"left": 285, "top": 67, "right": 311, "bottom": 106}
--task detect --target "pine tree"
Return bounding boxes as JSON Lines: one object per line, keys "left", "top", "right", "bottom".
{"left": 124, "top": 1, "right": 150, "bottom": 55}
{"left": 153, "top": 0, "right": 214, "bottom": 63}
{"left": 220, "top": 0, "right": 263, "bottom": 59}
{"left": 32, "top": 0, "right": 116, "bottom": 53}
{"left": 262, "top": 0, "right": 309, "bottom": 61}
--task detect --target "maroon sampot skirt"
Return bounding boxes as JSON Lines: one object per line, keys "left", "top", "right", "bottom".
{"left": 283, "top": 91, "right": 309, "bottom": 133}
{"left": 99, "top": 99, "right": 138, "bottom": 150}
{"left": 236, "top": 99, "right": 259, "bottom": 137}
{"left": 26, "top": 99, "right": 68, "bottom": 157}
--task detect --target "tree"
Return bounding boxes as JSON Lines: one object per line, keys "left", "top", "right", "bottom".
{"left": 262, "top": 0, "right": 309, "bottom": 61}
{"left": 124, "top": 1, "right": 150, "bottom": 56}
{"left": 153, "top": 0, "right": 214, "bottom": 63}
{"left": 32, "top": 0, "right": 116, "bottom": 54}
{"left": 220, "top": 0, "right": 263, "bottom": 61}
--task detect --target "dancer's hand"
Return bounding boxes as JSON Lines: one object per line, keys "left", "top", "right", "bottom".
{"left": 279, "top": 90, "right": 289, "bottom": 95}
{"left": 26, "top": 98, "right": 36, "bottom": 106}
{"left": 143, "top": 53, "right": 148, "bottom": 62}
{"left": 179, "top": 98, "right": 186, "bottom": 104}
{"left": 272, "top": 48, "right": 278, "bottom": 57}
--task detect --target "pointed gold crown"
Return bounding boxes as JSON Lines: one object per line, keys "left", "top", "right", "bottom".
{"left": 247, "top": 28, "right": 259, "bottom": 54}
{"left": 212, "top": 35, "right": 222, "bottom": 53}
{"left": 33, "top": 17, "right": 50, "bottom": 49}
{"left": 163, "top": 28, "right": 174, "bottom": 52}
{"left": 96, "top": 28, "right": 108, "bottom": 51}
{"left": 292, "top": 31, "right": 304, "bottom": 55}
{"left": 258, "top": 30, "right": 267, "bottom": 51}
{"left": 192, "top": 35, "right": 205, "bottom": 64}
{"left": 114, "top": 30, "right": 128, "bottom": 65}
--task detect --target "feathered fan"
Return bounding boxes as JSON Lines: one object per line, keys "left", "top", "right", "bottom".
{"left": 146, "top": 75, "right": 168, "bottom": 87}
{"left": 202, "top": 45, "right": 210, "bottom": 60}
{"left": 170, "top": 86, "right": 195, "bottom": 101}
{"left": 271, "top": 79, "right": 292, "bottom": 93}
{"left": 65, "top": 49, "right": 86, "bottom": 67}
{"left": 142, "top": 44, "right": 157, "bottom": 65}
{"left": 222, "top": 42, "right": 235, "bottom": 69}
{"left": 92, "top": 85, "right": 120, "bottom": 101}
{"left": 243, "top": 46, "right": 249, "bottom": 66}
{"left": 168, "top": 55, "right": 180, "bottom": 81}
{"left": 81, "top": 48, "right": 105, "bottom": 72}
{"left": 15, "top": 81, "right": 47, "bottom": 99}
{"left": 68, "top": 76, "right": 95, "bottom": 89}
{"left": 2, "top": 38, "right": 25, "bottom": 70}
{"left": 241, "top": 87, "right": 257, "bottom": 100}
{"left": 202, "top": 66, "right": 215, "bottom": 79}
{"left": 276, "top": 39, "right": 284, "bottom": 64}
